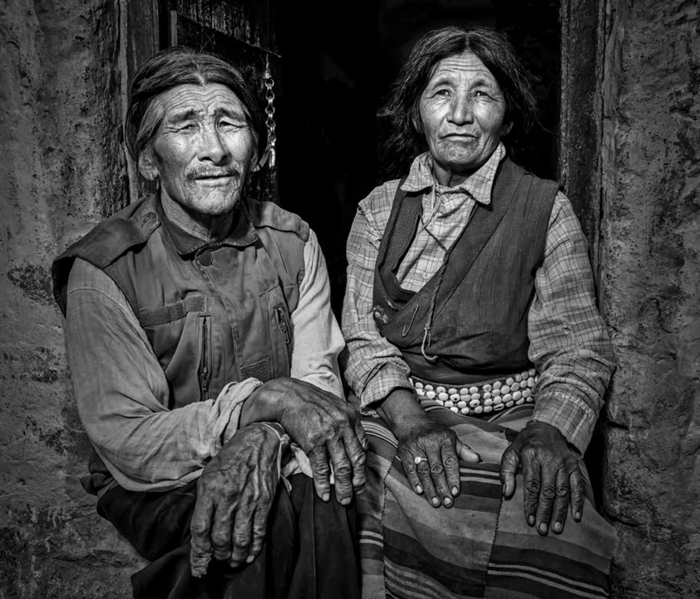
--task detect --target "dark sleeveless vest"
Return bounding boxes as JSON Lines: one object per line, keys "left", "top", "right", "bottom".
{"left": 372, "top": 158, "right": 559, "bottom": 385}
{"left": 52, "top": 195, "right": 309, "bottom": 410}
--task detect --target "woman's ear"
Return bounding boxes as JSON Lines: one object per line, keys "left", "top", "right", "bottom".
{"left": 501, "top": 120, "right": 514, "bottom": 137}
{"left": 138, "top": 149, "right": 159, "bottom": 181}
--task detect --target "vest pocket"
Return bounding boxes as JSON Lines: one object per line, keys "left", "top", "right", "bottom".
{"left": 274, "top": 304, "right": 292, "bottom": 345}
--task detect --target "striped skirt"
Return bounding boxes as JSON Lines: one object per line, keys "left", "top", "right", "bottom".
{"left": 357, "top": 399, "right": 617, "bottom": 598}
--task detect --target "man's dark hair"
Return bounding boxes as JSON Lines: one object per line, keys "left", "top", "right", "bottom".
{"left": 125, "top": 46, "right": 267, "bottom": 162}
{"left": 378, "top": 26, "right": 538, "bottom": 177}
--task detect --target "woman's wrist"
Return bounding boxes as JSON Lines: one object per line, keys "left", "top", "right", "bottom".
{"left": 376, "top": 387, "right": 429, "bottom": 431}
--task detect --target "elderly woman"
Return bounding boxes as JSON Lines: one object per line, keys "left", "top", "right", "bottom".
{"left": 342, "top": 26, "right": 617, "bottom": 598}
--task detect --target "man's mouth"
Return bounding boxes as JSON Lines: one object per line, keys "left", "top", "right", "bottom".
{"left": 190, "top": 170, "right": 238, "bottom": 182}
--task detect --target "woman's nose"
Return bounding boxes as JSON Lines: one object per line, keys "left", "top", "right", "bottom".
{"left": 448, "top": 94, "right": 473, "bottom": 125}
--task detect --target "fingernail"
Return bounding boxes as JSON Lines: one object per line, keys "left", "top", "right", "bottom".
{"left": 451, "top": 486, "right": 459, "bottom": 496}
{"left": 322, "top": 492, "right": 330, "bottom": 502}
{"left": 502, "top": 483, "right": 507, "bottom": 497}
{"left": 539, "top": 523, "right": 548, "bottom": 534}
{"left": 527, "top": 515, "right": 535, "bottom": 526}
{"left": 553, "top": 522, "right": 562, "bottom": 533}
{"left": 443, "top": 497, "right": 452, "bottom": 507}
{"left": 431, "top": 497, "right": 440, "bottom": 506}
{"left": 575, "top": 511, "right": 581, "bottom": 520}
{"left": 415, "top": 485, "right": 423, "bottom": 494}
{"left": 246, "top": 555, "right": 255, "bottom": 564}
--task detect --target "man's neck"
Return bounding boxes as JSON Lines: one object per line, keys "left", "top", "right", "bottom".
{"left": 160, "top": 193, "right": 235, "bottom": 242}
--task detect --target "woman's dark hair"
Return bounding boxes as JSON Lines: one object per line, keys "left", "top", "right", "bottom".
{"left": 125, "top": 46, "right": 266, "bottom": 162}
{"left": 379, "top": 26, "right": 538, "bottom": 177}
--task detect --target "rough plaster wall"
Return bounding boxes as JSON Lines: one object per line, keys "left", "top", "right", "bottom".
{"left": 0, "top": 1, "right": 141, "bottom": 597}
{"left": 601, "top": 0, "right": 700, "bottom": 597}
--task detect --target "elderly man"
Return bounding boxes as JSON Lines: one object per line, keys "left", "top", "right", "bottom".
{"left": 51, "top": 46, "right": 364, "bottom": 599}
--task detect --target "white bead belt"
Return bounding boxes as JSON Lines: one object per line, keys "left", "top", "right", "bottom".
{"left": 410, "top": 368, "right": 539, "bottom": 416}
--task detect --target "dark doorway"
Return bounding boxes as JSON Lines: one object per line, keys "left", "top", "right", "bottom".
{"left": 146, "top": 1, "right": 561, "bottom": 317}
{"left": 274, "top": 0, "right": 562, "bottom": 317}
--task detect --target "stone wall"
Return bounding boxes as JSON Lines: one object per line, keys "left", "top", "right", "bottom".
{"left": 0, "top": 1, "right": 141, "bottom": 597}
{"left": 561, "top": 0, "right": 700, "bottom": 597}
{"left": 600, "top": 1, "right": 700, "bottom": 597}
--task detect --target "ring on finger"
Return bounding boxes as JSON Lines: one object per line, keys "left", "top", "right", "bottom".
{"left": 414, "top": 456, "right": 428, "bottom": 465}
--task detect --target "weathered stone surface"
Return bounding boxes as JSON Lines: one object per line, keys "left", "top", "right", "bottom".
{"left": 0, "top": 0, "right": 140, "bottom": 597}
{"left": 599, "top": 0, "right": 700, "bottom": 597}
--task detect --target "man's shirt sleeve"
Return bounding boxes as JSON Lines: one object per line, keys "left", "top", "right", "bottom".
{"left": 529, "top": 192, "right": 616, "bottom": 453}
{"left": 290, "top": 228, "right": 346, "bottom": 398}
{"left": 65, "top": 258, "right": 262, "bottom": 492}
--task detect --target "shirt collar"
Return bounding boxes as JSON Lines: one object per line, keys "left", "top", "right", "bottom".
{"left": 401, "top": 142, "right": 507, "bottom": 206}
{"left": 155, "top": 197, "right": 259, "bottom": 256}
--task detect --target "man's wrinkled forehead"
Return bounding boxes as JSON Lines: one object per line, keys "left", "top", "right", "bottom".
{"left": 150, "top": 83, "right": 251, "bottom": 125}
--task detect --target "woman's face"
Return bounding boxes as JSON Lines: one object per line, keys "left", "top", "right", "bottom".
{"left": 418, "top": 51, "right": 512, "bottom": 185}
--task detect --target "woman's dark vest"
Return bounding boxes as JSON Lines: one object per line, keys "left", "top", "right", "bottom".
{"left": 372, "top": 158, "right": 559, "bottom": 385}
{"left": 52, "top": 195, "right": 309, "bottom": 410}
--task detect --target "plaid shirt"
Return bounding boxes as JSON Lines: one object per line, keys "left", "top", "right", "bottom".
{"left": 341, "top": 143, "right": 615, "bottom": 453}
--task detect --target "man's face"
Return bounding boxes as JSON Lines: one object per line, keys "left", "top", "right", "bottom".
{"left": 143, "top": 83, "right": 258, "bottom": 216}
{"left": 418, "top": 51, "right": 511, "bottom": 183}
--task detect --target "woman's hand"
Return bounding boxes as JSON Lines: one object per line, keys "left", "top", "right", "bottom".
{"left": 378, "top": 389, "right": 480, "bottom": 508}
{"left": 500, "top": 420, "right": 585, "bottom": 534}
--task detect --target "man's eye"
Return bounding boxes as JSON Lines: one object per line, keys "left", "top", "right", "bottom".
{"left": 220, "top": 120, "right": 245, "bottom": 130}
{"left": 434, "top": 89, "right": 450, "bottom": 98}
{"left": 177, "top": 123, "right": 197, "bottom": 132}
{"left": 473, "top": 90, "right": 493, "bottom": 99}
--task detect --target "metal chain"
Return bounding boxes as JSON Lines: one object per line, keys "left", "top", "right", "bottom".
{"left": 263, "top": 54, "right": 277, "bottom": 170}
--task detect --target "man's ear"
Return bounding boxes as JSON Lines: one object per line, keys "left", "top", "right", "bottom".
{"left": 138, "top": 149, "right": 159, "bottom": 181}
{"left": 501, "top": 120, "right": 514, "bottom": 137}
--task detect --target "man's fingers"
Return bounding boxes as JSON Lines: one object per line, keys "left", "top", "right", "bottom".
{"left": 499, "top": 446, "right": 520, "bottom": 499}
{"left": 345, "top": 425, "right": 368, "bottom": 494}
{"left": 456, "top": 440, "right": 481, "bottom": 464}
{"left": 307, "top": 445, "right": 333, "bottom": 502}
{"left": 190, "top": 493, "right": 215, "bottom": 577}
{"left": 355, "top": 420, "right": 369, "bottom": 452}
{"left": 210, "top": 504, "right": 235, "bottom": 561}
{"left": 326, "top": 437, "right": 354, "bottom": 505}
{"left": 246, "top": 500, "right": 272, "bottom": 564}
{"left": 229, "top": 505, "right": 254, "bottom": 568}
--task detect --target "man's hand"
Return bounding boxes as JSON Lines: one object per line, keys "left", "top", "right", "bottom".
{"left": 241, "top": 378, "right": 367, "bottom": 506}
{"left": 500, "top": 420, "right": 584, "bottom": 535}
{"left": 190, "top": 422, "right": 284, "bottom": 577}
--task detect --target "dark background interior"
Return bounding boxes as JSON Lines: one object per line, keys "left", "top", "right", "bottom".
{"left": 273, "top": 0, "right": 561, "bottom": 316}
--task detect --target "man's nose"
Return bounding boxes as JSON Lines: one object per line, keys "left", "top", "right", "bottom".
{"left": 448, "top": 94, "right": 474, "bottom": 125}
{"left": 197, "top": 124, "right": 229, "bottom": 163}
